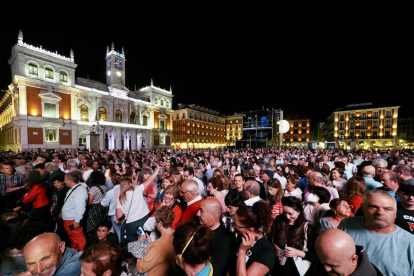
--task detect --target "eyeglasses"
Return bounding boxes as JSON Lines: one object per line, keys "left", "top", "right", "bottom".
{"left": 231, "top": 221, "right": 249, "bottom": 229}
{"left": 175, "top": 232, "right": 196, "bottom": 266}
{"left": 163, "top": 196, "right": 174, "bottom": 202}
{"left": 339, "top": 204, "right": 353, "bottom": 209}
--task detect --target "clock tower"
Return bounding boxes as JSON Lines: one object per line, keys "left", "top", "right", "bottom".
{"left": 106, "top": 42, "right": 126, "bottom": 86}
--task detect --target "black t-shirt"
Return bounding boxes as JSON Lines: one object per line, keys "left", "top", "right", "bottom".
{"left": 396, "top": 202, "right": 414, "bottom": 234}
{"left": 239, "top": 237, "right": 275, "bottom": 276}
{"left": 212, "top": 224, "right": 233, "bottom": 276}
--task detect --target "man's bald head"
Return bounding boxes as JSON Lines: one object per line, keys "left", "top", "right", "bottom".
{"left": 316, "top": 228, "right": 358, "bottom": 276}
{"left": 197, "top": 198, "right": 222, "bottom": 229}
{"left": 244, "top": 180, "right": 260, "bottom": 199}
{"left": 202, "top": 198, "right": 222, "bottom": 220}
{"left": 361, "top": 165, "right": 375, "bottom": 178}
{"left": 24, "top": 233, "right": 65, "bottom": 276}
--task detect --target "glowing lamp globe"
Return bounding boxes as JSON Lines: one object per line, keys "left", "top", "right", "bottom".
{"left": 277, "top": 120, "right": 290, "bottom": 133}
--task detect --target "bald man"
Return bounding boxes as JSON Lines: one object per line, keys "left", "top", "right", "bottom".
{"left": 6, "top": 233, "right": 82, "bottom": 276}
{"left": 361, "top": 165, "right": 382, "bottom": 190}
{"left": 198, "top": 198, "right": 232, "bottom": 276}
{"left": 305, "top": 228, "right": 381, "bottom": 276}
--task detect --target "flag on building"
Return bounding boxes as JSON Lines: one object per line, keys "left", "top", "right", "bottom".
{"left": 121, "top": 103, "right": 126, "bottom": 117}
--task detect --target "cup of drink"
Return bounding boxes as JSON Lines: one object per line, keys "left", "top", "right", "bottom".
{"left": 279, "top": 248, "right": 287, "bottom": 265}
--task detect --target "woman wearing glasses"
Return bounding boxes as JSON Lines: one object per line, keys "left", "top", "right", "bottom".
{"left": 317, "top": 198, "right": 352, "bottom": 234}
{"left": 233, "top": 201, "right": 275, "bottom": 276}
{"left": 173, "top": 221, "right": 214, "bottom": 276}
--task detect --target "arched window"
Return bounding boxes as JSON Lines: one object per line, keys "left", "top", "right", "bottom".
{"left": 99, "top": 107, "right": 106, "bottom": 121}
{"left": 28, "top": 63, "right": 38, "bottom": 75}
{"left": 160, "top": 99, "right": 164, "bottom": 106}
{"left": 80, "top": 104, "right": 89, "bottom": 121}
{"left": 60, "top": 71, "right": 68, "bottom": 82}
{"left": 115, "top": 110, "right": 122, "bottom": 122}
{"left": 143, "top": 115, "right": 148, "bottom": 126}
{"left": 45, "top": 68, "right": 54, "bottom": 79}
{"left": 130, "top": 112, "right": 136, "bottom": 124}
{"left": 165, "top": 100, "right": 170, "bottom": 108}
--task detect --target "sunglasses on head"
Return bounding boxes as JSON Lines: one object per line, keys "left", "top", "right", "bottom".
{"left": 175, "top": 232, "right": 196, "bottom": 267}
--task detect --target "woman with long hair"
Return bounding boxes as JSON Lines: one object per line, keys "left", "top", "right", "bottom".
{"left": 234, "top": 202, "right": 275, "bottom": 276}
{"left": 341, "top": 176, "right": 366, "bottom": 213}
{"left": 317, "top": 198, "right": 352, "bottom": 234}
{"left": 266, "top": 178, "right": 284, "bottom": 218}
{"left": 21, "top": 170, "right": 51, "bottom": 227}
{"left": 138, "top": 168, "right": 159, "bottom": 207}
{"left": 272, "top": 196, "right": 314, "bottom": 276}
{"left": 223, "top": 158, "right": 231, "bottom": 177}
{"left": 222, "top": 191, "right": 245, "bottom": 233}
{"left": 85, "top": 171, "right": 109, "bottom": 235}
{"left": 116, "top": 166, "right": 159, "bottom": 242}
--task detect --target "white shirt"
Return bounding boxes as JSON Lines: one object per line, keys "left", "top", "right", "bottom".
{"left": 83, "top": 169, "right": 93, "bottom": 182}
{"left": 193, "top": 177, "right": 205, "bottom": 198}
{"left": 284, "top": 188, "right": 302, "bottom": 200}
{"left": 244, "top": 196, "right": 262, "bottom": 206}
{"left": 62, "top": 184, "right": 88, "bottom": 222}
{"left": 274, "top": 174, "right": 287, "bottom": 189}
{"left": 187, "top": 195, "right": 202, "bottom": 206}
{"left": 116, "top": 184, "right": 149, "bottom": 223}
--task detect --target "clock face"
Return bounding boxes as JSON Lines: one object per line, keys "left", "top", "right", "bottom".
{"left": 116, "top": 71, "right": 121, "bottom": 77}
{"left": 115, "top": 59, "right": 122, "bottom": 69}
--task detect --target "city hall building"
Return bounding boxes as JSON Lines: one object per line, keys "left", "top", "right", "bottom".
{"left": 0, "top": 31, "right": 173, "bottom": 151}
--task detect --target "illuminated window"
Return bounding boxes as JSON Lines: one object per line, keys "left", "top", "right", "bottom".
{"left": 45, "top": 128, "right": 57, "bottom": 142}
{"left": 28, "top": 63, "right": 38, "bottom": 75}
{"left": 99, "top": 107, "right": 106, "bottom": 121}
{"left": 143, "top": 115, "right": 148, "bottom": 126}
{"left": 130, "top": 112, "right": 136, "bottom": 124}
{"left": 44, "top": 103, "right": 57, "bottom": 118}
{"left": 115, "top": 110, "right": 122, "bottom": 122}
{"left": 80, "top": 105, "right": 89, "bottom": 121}
{"left": 45, "top": 68, "right": 54, "bottom": 79}
{"left": 60, "top": 71, "right": 68, "bottom": 82}
{"left": 160, "top": 134, "right": 166, "bottom": 144}
{"left": 160, "top": 120, "right": 165, "bottom": 130}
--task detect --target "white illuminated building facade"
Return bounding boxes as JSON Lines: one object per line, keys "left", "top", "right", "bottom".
{"left": 0, "top": 31, "right": 173, "bottom": 151}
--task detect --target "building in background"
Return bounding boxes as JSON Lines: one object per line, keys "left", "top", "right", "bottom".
{"left": 281, "top": 115, "right": 311, "bottom": 148}
{"left": 324, "top": 103, "right": 400, "bottom": 150}
{"left": 0, "top": 31, "right": 173, "bottom": 151}
{"left": 397, "top": 117, "right": 414, "bottom": 148}
{"left": 172, "top": 104, "right": 226, "bottom": 149}
{"left": 224, "top": 114, "right": 243, "bottom": 147}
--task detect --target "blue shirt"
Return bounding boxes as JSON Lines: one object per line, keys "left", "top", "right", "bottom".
{"left": 5, "top": 247, "right": 82, "bottom": 276}
{"left": 196, "top": 261, "right": 213, "bottom": 276}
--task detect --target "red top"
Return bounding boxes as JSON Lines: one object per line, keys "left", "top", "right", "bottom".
{"left": 180, "top": 198, "right": 203, "bottom": 225}
{"left": 22, "top": 184, "right": 50, "bottom": 209}
{"left": 348, "top": 195, "right": 363, "bottom": 214}
{"left": 150, "top": 203, "right": 183, "bottom": 229}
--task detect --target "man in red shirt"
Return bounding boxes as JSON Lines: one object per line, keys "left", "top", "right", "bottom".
{"left": 179, "top": 180, "right": 203, "bottom": 225}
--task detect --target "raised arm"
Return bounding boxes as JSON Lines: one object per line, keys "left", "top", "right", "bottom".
{"left": 141, "top": 166, "right": 159, "bottom": 191}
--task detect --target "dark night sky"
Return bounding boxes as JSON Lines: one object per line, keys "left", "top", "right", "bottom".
{"left": 1, "top": 1, "right": 413, "bottom": 124}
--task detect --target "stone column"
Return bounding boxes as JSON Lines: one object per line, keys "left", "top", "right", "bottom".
{"left": 115, "top": 128, "right": 122, "bottom": 150}
{"left": 131, "top": 129, "right": 137, "bottom": 150}
{"left": 71, "top": 94, "right": 78, "bottom": 120}
{"left": 18, "top": 84, "right": 27, "bottom": 115}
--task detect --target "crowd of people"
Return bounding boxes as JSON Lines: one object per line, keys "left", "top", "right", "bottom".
{"left": 0, "top": 147, "right": 414, "bottom": 276}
